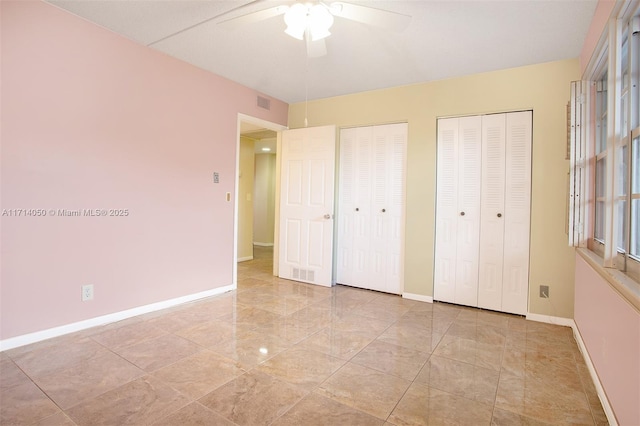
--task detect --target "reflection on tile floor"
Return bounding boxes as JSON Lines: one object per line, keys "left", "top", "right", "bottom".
{"left": 0, "top": 246, "right": 608, "bottom": 425}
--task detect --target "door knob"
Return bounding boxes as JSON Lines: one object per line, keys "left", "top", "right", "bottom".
{"left": 460, "top": 212, "right": 465, "bottom": 216}
{"left": 381, "top": 209, "right": 386, "bottom": 213}
{"left": 323, "top": 214, "right": 331, "bottom": 219}
{"left": 355, "top": 208, "right": 359, "bottom": 211}
{"left": 497, "top": 213, "right": 502, "bottom": 218}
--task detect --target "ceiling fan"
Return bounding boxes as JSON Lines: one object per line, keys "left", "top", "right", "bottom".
{"left": 216, "top": 1, "right": 412, "bottom": 57}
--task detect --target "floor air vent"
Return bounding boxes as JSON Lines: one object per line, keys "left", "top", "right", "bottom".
{"left": 291, "top": 268, "right": 315, "bottom": 282}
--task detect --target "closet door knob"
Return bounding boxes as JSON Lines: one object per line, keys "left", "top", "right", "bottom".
{"left": 355, "top": 208, "right": 359, "bottom": 212}
{"left": 381, "top": 209, "right": 386, "bottom": 213}
{"left": 497, "top": 213, "right": 502, "bottom": 218}
{"left": 460, "top": 212, "right": 465, "bottom": 216}
{"left": 323, "top": 214, "right": 331, "bottom": 219}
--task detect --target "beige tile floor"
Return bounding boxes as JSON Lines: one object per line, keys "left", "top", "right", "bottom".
{"left": 0, "top": 246, "right": 608, "bottom": 425}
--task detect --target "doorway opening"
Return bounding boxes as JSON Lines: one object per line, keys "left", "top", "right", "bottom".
{"left": 233, "top": 114, "right": 286, "bottom": 287}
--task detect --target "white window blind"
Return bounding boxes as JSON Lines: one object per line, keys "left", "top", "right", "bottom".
{"left": 569, "top": 80, "right": 588, "bottom": 247}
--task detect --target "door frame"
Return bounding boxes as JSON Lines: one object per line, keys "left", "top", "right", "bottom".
{"left": 233, "top": 113, "right": 287, "bottom": 287}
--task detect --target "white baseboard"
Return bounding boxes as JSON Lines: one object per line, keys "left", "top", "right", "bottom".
{"left": 402, "top": 293, "right": 433, "bottom": 303}
{"left": 0, "top": 284, "right": 235, "bottom": 352}
{"left": 525, "top": 312, "right": 575, "bottom": 327}
{"left": 572, "top": 324, "right": 618, "bottom": 426}
{"left": 237, "top": 256, "right": 254, "bottom": 262}
{"left": 253, "top": 242, "right": 274, "bottom": 247}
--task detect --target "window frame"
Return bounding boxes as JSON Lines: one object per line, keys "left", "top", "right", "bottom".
{"left": 585, "top": 2, "right": 640, "bottom": 284}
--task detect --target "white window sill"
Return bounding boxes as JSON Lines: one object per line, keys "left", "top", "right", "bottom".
{"left": 577, "top": 248, "right": 640, "bottom": 313}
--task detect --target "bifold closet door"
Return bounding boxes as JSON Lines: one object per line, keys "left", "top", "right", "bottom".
{"left": 501, "top": 111, "right": 531, "bottom": 315}
{"left": 477, "top": 112, "right": 531, "bottom": 315}
{"left": 435, "top": 111, "right": 531, "bottom": 315}
{"left": 371, "top": 124, "right": 407, "bottom": 292}
{"left": 478, "top": 114, "right": 507, "bottom": 311}
{"left": 336, "top": 127, "right": 371, "bottom": 288}
{"left": 434, "top": 116, "right": 482, "bottom": 306}
{"left": 336, "top": 123, "right": 407, "bottom": 294}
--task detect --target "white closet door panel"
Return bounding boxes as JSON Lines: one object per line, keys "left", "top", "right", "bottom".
{"left": 356, "top": 127, "right": 375, "bottom": 287}
{"left": 434, "top": 118, "right": 460, "bottom": 303}
{"left": 478, "top": 114, "right": 506, "bottom": 311}
{"left": 356, "top": 127, "right": 373, "bottom": 214}
{"left": 502, "top": 111, "right": 532, "bottom": 315}
{"left": 336, "top": 128, "right": 357, "bottom": 285}
{"left": 385, "top": 215, "right": 403, "bottom": 293}
{"left": 454, "top": 116, "right": 482, "bottom": 307}
{"left": 379, "top": 123, "right": 407, "bottom": 293}
{"left": 338, "top": 123, "right": 406, "bottom": 294}
{"left": 368, "top": 127, "right": 390, "bottom": 291}
{"left": 385, "top": 126, "right": 406, "bottom": 294}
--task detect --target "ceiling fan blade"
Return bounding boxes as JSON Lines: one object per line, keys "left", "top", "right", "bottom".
{"left": 149, "top": 0, "right": 271, "bottom": 46}
{"left": 218, "top": 4, "right": 289, "bottom": 29}
{"left": 329, "top": 2, "right": 411, "bottom": 32}
{"left": 307, "top": 37, "right": 327, "bottom": 58}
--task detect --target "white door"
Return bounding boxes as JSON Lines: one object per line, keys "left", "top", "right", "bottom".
{"left": 478, "top": 113, "right": 507, "bottom": 311}
{"left": 336, "top": 126, "right": 372, "bottom": 289}
{"left": 336, "top": 123, "right": 407, "bottom": 294}
{"left": 278, "top": 125, "right": 336, "bottom": 287}
{"left": 371, "top": 123, "right": 407, "bottom": 293}
{"left": 434, "top": 116, "right": 482, "bottom": 307}
{"left": 502, "top": 111, "right": 532, "bottom": 315}
{"left": 435, "top": 112, "right": 531, "bottom": 314}
{"left": 336, "top": 127, "right": 357, "bottom": 287}
{"left": 454, "top": 116, "right": 483, "bottom": 306}
{"left": 434, "top": 118, "right": 460, "bottom": 303}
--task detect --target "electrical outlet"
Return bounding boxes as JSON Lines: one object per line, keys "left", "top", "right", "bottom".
{"left": 82, "top": 284, "right": 94, "bottom": 301}
{"left": 539, "top": 285, "right": 549, "bottom": 298}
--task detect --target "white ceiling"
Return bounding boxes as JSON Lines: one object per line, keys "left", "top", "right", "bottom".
{"left": 47, "top": 0, "right": 597, "bottom": 104}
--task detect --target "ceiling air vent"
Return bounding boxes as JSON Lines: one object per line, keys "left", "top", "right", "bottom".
{"left": 257, "top": 95, "right": 271, "bottom": 110}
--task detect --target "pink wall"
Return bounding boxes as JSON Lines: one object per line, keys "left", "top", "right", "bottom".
{"left": 0, "top": 1, "right": 287, "bottom": 340}
{"left": 574, "top": 254, "right": 640, "bottom": 425}
{"left": 580, "top": 0, "right": 616, "bottom": 74}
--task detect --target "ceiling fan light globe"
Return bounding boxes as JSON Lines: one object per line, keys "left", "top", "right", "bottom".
{"left": 284, "top": 3, "right": 309, "bottom": 40}
{"left": 284, "top": 3, "right": 307, "bottom": 26}
{"left": 285, "top": 24, "right": 306, "bottom": 40}
{"left": 284, "top": 2, "right": 334, "bottom": 42}
{"left": 308, "top": 4, "right": 333, "bottom": 41}
{"left": 309, "top": 4, "right": 333, "bottom": 28}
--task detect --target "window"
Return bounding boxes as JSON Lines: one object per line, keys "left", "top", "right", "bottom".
{"left": 594, "top": 71, "right": 608, "bottom": 242}
{"left": 633, "top": 134, "right": 640, "bottom": 257}
{"left": 586, "top": 7, "right": 640, "bottom": 282}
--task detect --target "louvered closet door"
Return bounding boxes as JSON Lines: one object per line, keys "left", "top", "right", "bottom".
{"left": 434, "top": 117, "right": 483, "bottom": 305}
{"left": 337, "top": 123, "right": 407, "bottom": 294}
{"left": 336, "top": 128, "right": 357, "bottom": 286}
{"left": 337, "top": 126, "right": 374, "bottom": 289}
{"left": 434, "top": 118, "right": 460, "bottom": 303}
{"left": 370, "top": 123, "right": 407, "bottom": 293}
{"left": 478, "top": 114, "right": 507, "bottom": 311}
{"left": 353, "top": 127, "right": 374, "bottom": 288}
{"left": 385, "top": 123, "right": 407, "bottom": 292}
{"left": 502, "top": 111, "right": 532, "bottom": 315}
{"left": 435, "top": 112, "right": 530, "bottom": 314}
{"left": 454, "top": 116, "right": 483, "bottom": 306}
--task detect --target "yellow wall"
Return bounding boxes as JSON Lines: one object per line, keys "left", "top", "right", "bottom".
{"left": 288, "top": 59, "right": 581, "bottom": 318}
{"left": 238, "top": 137, "right": 255, "bottom": 261}
{"left": 253, "top": 152, "right": 277, "bottom": 246}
